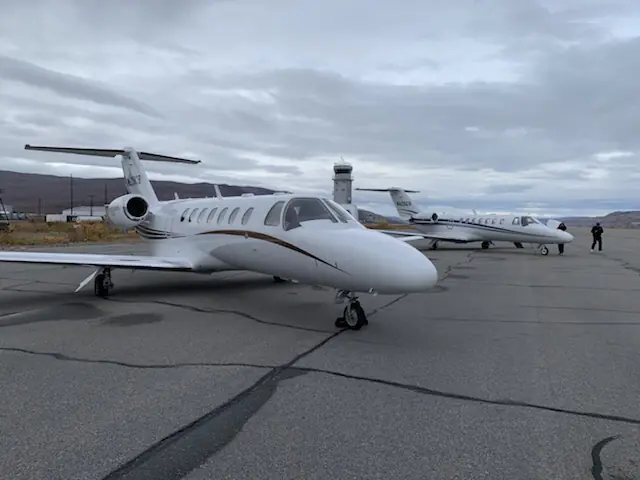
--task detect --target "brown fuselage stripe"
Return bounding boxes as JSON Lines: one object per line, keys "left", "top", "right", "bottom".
{"left": 198, "top": 229, "right": 347, "bottom": 273}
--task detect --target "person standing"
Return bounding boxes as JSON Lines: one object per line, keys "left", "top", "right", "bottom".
{"left": 591, "top": 222, "right": 604, "bottom": 252}
{"left": 557, "top": 222, "right": 567, "bottom": 254}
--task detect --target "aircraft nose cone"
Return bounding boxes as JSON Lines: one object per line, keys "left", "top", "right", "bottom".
{"left": 373, "top": 234, "right": 439, "bottom": 293}
{"left": 562, "top": 231, "right": 574, "bottom": 243}
{"left": 394, "top": 252, "right": 439, "bottom": 292}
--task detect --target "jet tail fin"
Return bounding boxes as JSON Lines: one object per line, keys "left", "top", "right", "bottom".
{"left": 356, "top": 187, "right": 421, "bottom": 220}
{"left": 24, "top": 145, "right": 200, "bottom": 205}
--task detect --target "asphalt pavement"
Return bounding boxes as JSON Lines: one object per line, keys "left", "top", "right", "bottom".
{"left": 0, "top": 227, "right": 639, "bottom": 480}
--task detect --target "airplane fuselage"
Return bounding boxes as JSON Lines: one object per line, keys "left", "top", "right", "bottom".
{"left": 128, "top": 193, "right": 437, "bottom": 295}
{"left": 409, "top": 213, "right": 572, "bottom": 245}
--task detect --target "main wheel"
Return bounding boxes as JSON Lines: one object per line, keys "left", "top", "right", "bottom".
{"left": 343, "top": 301, "right": 367, "bottom": 330}
{"left": 481, "top": 241, "right": 490, "bottom": 250}
{"left": 94, "top": 274, "right": 109, "bottom": 298}
{"left": 540, "top": 246, "right": 549, "bottom": 256}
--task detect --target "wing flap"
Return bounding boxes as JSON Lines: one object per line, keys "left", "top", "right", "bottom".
{"left": 0, "top": 252, "right": 193, "bottom": 271}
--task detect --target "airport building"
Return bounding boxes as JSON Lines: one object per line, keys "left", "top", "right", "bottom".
{"left": 61, "top": 206, "right": 107, "bottom": 217}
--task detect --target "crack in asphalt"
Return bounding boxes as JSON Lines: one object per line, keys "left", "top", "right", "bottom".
{"left": 98, "top": 330, "right": 345, "bottom": 480}
{"left": 591, "top": 435, "right": 620, "bottom": 480}
{"left": 451, "top": 281, "right": 640, "bottom": 292}
{"left": 0, "top": 347, "right": 273, "bottom": 370}
{"left": 4, "top": 346, "right": 640, "bottom": 429}
{"left": 418, "top": 316, "right": 640, "bottom": 326}
{"left": 516, "top": 305, "right": 640, "bottom": 315}
{"left": 106, "top": 297, "right": 332, "bottom": 334}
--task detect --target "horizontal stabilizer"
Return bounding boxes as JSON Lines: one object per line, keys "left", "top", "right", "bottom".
{"left": 24, "top": 145, "right": 201, "bottom": 164}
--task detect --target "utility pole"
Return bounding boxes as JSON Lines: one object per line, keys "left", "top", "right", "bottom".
{"left": 89, "top": 194, "right": 95, "bottom": 216}
{"left": 70, "top": 174, "right": 74, "bottom": 215}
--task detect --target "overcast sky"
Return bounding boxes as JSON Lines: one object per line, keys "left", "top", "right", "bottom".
{"left": 2, "top": 0, "right": 640, "bottom": 217}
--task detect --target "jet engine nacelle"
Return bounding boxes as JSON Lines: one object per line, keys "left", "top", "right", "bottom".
{"left": 105, "top": 194, "right": 149, "bottom": 228}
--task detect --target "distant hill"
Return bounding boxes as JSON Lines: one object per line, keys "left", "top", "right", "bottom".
{"left": 0, "top": 170, "right": 403, "bottom": 223}
{"left": 559, "top": 211, "right": 640, "bottom": 228}
{"left": 0, "top": 170, "right": 277, "bottom": 214}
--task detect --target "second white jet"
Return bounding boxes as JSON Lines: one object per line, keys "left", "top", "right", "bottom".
{"left": 357, "top": 187, "right": 574, "bottom": 256}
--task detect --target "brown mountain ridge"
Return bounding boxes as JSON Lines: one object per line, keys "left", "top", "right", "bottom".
{"left": 0, "top": 170, "right": 276, "bottom": 214}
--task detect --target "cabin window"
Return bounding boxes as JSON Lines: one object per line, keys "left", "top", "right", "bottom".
{"left": 512, "top": 217, "right": 520, "bottom": 225}
{"left": 207, "top": 208, "right": 218, "bottom": 223}
{"left": 323, "top": 199, "right": 351, "bottom": 223}
{"left": 189, "top": 209, "right": 199, "bottom": 222}
{"left": 180, "top": 209, "right": 190, "bottom": 222}
{"left": 228, "top": 207, "right": 240, "bottom": 224}
{"left": 264, "top": 201, "right": 285, "bottom": 226}
{"left": 492, "top": 218, "right": 497, "bottom": 225}
{"left": 197, "top": 208, "right": 208, "bottom": 223}
{"left": 283, "top": 197, "right": 338, "bottom": 231}
{"left": 465, "top": 218, "right": 470, "bottom": 223}
{"left": 217, "top": 207, "right": 228, "bottom": 224}
{"left": 472, "top": 218, "right": 476, "bottom": 223}
{"left": 499, "top": 218, "right": 505, "bottom": 225}
{"left": 241, "top": 207, "right": 254, "bottom": 225}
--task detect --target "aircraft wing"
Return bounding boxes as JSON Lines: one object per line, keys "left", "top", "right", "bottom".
{"left": 375, "top": 229, "right": 474, "bottom": 243}
{"left": 0, "top": 251, "right": 193, "bottom": 271}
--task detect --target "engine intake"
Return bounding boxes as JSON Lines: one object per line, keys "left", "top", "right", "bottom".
{"left": 427, "top": 212, "right": 439, "bottom": 222}
{"left": 106, "top": 194, "right": 149, "bottom": 228}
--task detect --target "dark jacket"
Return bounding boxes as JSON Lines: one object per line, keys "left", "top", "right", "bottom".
{"left": 591, "top": 225, "right": 604, "bottom": 238}
{"left": 557, "top": 222, "right": 567, "bottom": 231}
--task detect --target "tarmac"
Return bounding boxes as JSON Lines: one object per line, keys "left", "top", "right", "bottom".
{"left": 1, "top": 227, "right": 639, "bottom": 480}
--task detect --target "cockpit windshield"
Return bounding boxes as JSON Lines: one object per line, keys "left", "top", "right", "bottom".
{"left": 322, "top": 198, "right": 355, "bottom": 223}
{"left": 520, "top": 215, "right": 541, "bottom": 227}
{"left": 283, "top": 197, "right": 338, "bottom": 231}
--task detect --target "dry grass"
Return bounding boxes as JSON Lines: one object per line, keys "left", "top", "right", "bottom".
{"left": 0, "top": 220, "right": 140, "bottom": 247}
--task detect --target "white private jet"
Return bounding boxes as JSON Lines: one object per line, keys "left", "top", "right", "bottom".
{"left": 0, "top": 145, "right": 439, "bottom": 330}
{"left": 356, "top": 187, "right": 574, "bottom": 256}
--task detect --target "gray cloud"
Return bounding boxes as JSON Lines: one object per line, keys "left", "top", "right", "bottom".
{"left": 2, "top": 0, "right": 640, "bottom": 215}
{"left": 0, "top": 55, "right": 159, "bottom": 117}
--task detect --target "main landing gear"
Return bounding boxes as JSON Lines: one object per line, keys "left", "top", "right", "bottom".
{"left": 94, "top": 267, "right": 113, "bottom": 298}
{"left": 334, "top": 290, "right": 368, "bottom": 330}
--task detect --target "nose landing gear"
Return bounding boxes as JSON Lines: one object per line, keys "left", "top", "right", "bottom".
{"left": 94, "top": 267, "right": 113, "bottom": 298}
{"left": 538, "top": 245, "right": 549, "bottom": 256}
{"left": 334, "top": 290, "right": 368, "bottom": 330}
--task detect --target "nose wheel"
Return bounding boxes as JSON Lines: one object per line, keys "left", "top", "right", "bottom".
{"left": 539, "top": 245, "right": 549, "bottom": 256}
{"left": 334, "top": 290, "right": 368, "bottom": 330}
{"left": 94, "top": 268, "right": 113, "bottom": 298}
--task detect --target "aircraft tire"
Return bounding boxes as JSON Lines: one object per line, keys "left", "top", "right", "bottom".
{"left": 343, "top": 301, "right": 367, "bottom": 330}
{"left": 540, "top": 246, "right": 549, "bottom": 256}
{"left": 94, "top": 274, "right": 109, "bottom": 297}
